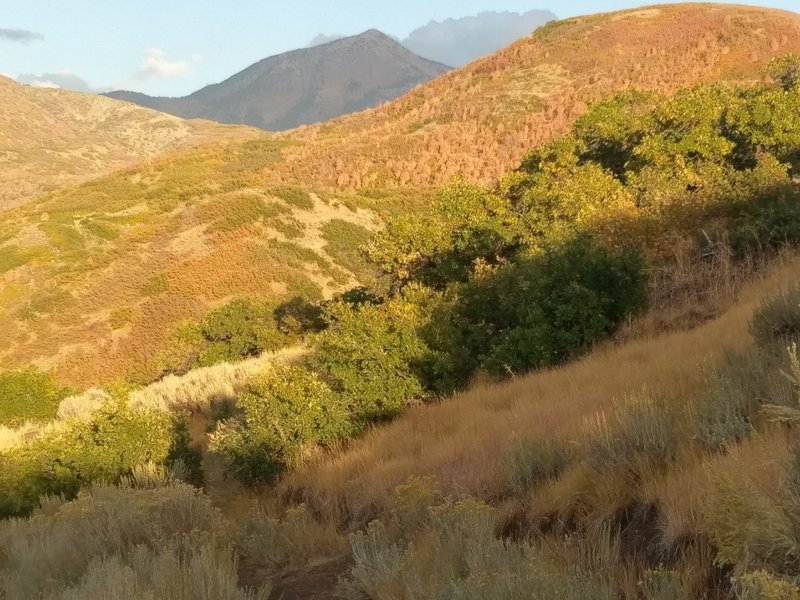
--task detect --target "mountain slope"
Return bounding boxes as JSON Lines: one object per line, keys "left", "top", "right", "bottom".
{"left": 2, "top": 3, "right": 800, "bottom": 386}
{"left": 274, "top": 3, "right": 800, "bottom": 188}
{"left": 0, "top": 76, "right": 254, "bottom": 209}
{"left": 107, "top": 31, "right": 450, "bottom": 131}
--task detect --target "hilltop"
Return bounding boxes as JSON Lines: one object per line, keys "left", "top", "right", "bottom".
{"left": 107, "top": 30, "right": 450, "bottom": 131}
{"left": 274, "top": 3, "right": 800, "bottom": 188}
{"left": 0, "top": 76, "right": 255, "bottom": 209}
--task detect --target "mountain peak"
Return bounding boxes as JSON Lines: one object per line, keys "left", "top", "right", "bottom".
{"left": 359, "top": 28, "right": 391, "bottom": 40}
{"left": 107, "top": 29, "right": 449, "bottom": 131}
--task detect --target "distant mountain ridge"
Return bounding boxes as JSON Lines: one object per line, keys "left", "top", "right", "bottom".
{"left": 107, "top": 30, "right": 450, "bottom": 131}
{"left": 403, "top": 9, "right": 556, "bottom": 66}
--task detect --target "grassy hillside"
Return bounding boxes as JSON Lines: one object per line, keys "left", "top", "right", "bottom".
{"left": 274, "top": 3, "right": 800, "bottom": 188}
{"left": 2, "top": 4, "right": 798, "bottom": 389}
{"left": 0, "top": 76, "right": 256, "bottom": 209}
{"left": 0, "top": 136, "right": 425, "bottom": 386}
{"left": 270, "top": 256, "right": 800, "bottom": 598}
{"left": 2, "top": 255, "right": 799, "bottom": 599}
{"left": 1, "top": 26, "right": 800, "bottom": 596}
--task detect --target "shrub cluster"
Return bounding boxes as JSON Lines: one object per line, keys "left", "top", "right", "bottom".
{"left": 207, "top": 64, "right": 800, "bottom": 485}
{"left": 341, "top": 493, "right": 616, "bottom": 600}
{"left": 0, "top": 368, "right": 73, "bottom": 427}
{"left": 210, "top": 366, "right": 351, "bottom": 482}
{"left": 0, "top": 480, "right": 269, "bottom": 600}
{"left": 0, "top": 400, "right": 195, "bottom": 517}
{"left": 161, "top": 296, "right": 323, "bottom": 374}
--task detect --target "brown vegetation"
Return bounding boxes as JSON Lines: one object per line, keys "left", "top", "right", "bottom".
{"left": 275, "top": 3, "right": 800, "bottom": 188}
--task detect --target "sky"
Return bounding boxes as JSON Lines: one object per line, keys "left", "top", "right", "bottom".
{"left": 1, "top": 0, "right": 798, "bottom": 97}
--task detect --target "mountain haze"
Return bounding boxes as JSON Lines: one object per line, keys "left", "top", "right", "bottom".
{"left": 107, "top": 30, "right": 450, "bottom": 131}
{"left": 403, "top": 9, "right": 556, "bottom": 67}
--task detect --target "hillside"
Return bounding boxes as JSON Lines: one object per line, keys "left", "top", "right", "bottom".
{"left": 107, "top": 30, "right": 450, "bottom": 131}
{"left": 0, "top": 76, "right": 255, "bottom": 209}
{"left": 0, "top": 137, "right": 407, "bottom": 386}
{"left": 4, "top": 3, "right": 800, "bottom": 597}
{"left": 1, "top": 3, "right": 799, "bottom": 386}
{"left": 273, "top": 3, "right": 800, "bottom": 188}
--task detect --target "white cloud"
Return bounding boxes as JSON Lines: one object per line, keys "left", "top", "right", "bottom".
{"left": 134, "top": 48, "right": 191, "bottom": 80}
{"left": 16, "top": 70, "right": 110, "bottom": 93}
{"left": 403, "top": 10, "right": 556, "bottom": 67}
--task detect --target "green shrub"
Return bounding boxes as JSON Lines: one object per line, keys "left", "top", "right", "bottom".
{"left": 273, "top": 296, "right": 326, "bottom": 336}
{"left": 311, "top": 290, "right": 432, "bottom": 424}
{"left": 430, "top": 236, "right": 648, "bottom": 385}
{"left": 508, "top": 439, "right": 571, "bottom": 495}
{"left": 199, "top": 298, "right": 287, "bottom": 364}
{"left": 751, "top": 286, "right": 800, "bottom": 352}
{"left": 210, "top": 365, "right": 351, "bottom": 482}
{"left": 0, "top": 401, "right": 186, "bottom": 517}
{"left": 767, "top": 53, "right": 800, "bottom": 92}
{"left": 271, "top": 186, "right": 314, "bottom": 210}
{"left": 0, "top": 368, "right": 73, "bottom": 427}
{"left": 172, "top": 298, "right": 292, "bottom": 369}
{"left": 366, "top": 182, "right": 519, "bottom": 287}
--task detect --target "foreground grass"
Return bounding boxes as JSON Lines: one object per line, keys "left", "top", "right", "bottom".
{"left": 0, "top": 471, "right": 270, "bottom": 600}
{"left": 262, "top": 255, "right": 800, "bottom": 597}
{"left": 2, "top": 255, "right": 800, "bottom": 598}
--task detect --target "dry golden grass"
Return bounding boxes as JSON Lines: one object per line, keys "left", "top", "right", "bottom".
{"left": 0, "top": 347, "right": 304, "bottom": 452}
{"left": 128, "top": 346, "right": 307, "bottom": 413}
{"left": 279, "top": 254, "right": 800, "bottom": 525}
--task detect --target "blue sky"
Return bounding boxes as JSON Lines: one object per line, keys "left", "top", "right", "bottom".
{"left": 1, "top": 1, "right": 798, "bottom": 96}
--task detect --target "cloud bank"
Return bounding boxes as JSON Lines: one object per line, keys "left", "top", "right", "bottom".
{"left": 402, "top": 10, "right": 556, "bottom": 67}
{"left": 0, "top": 28, "right": 43, "bottom": 44}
